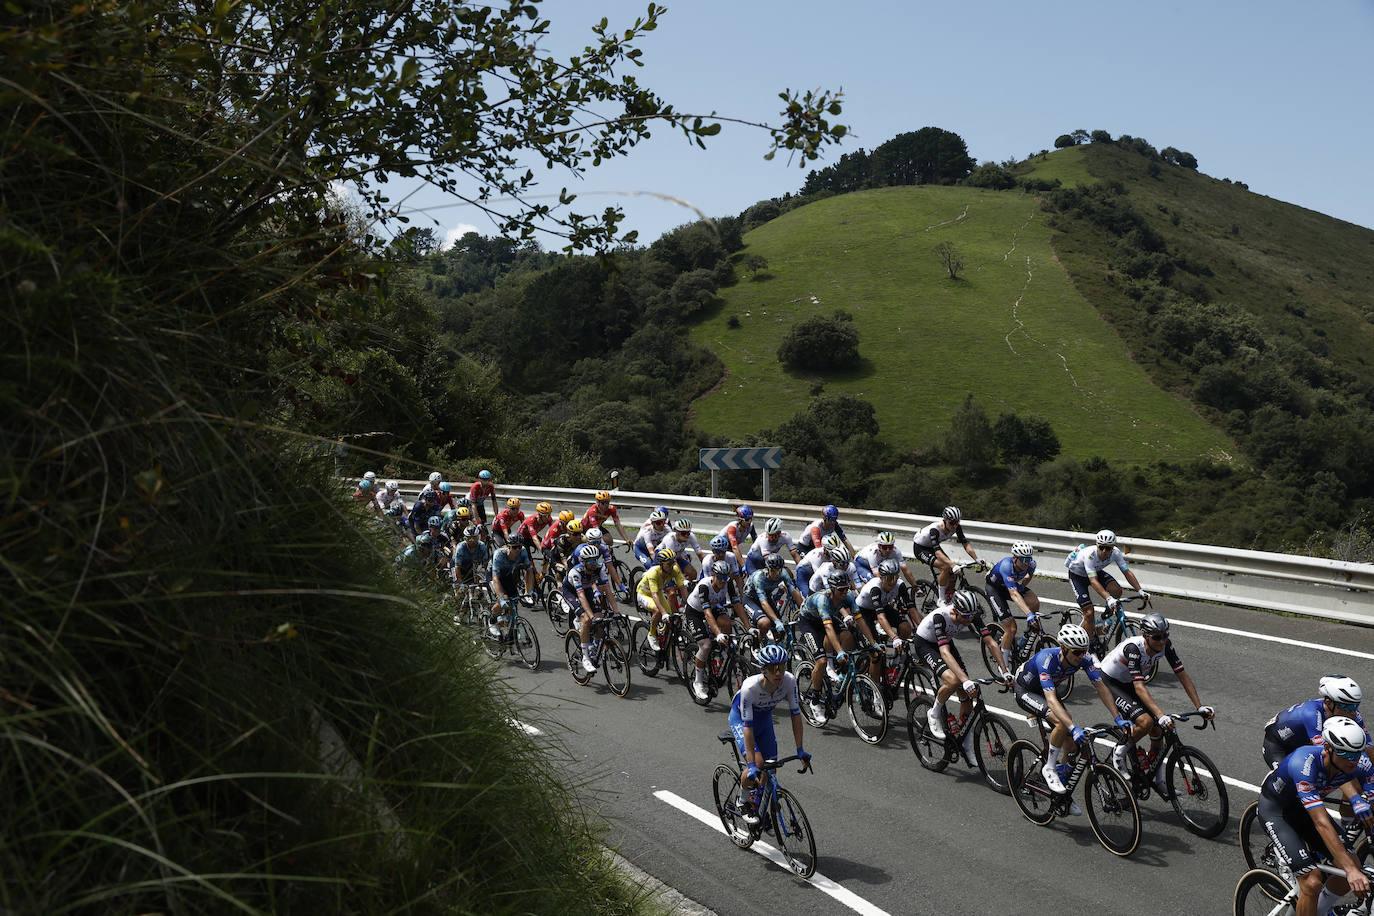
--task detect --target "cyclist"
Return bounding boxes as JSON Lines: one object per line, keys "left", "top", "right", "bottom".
{"left": 1264, "top": 677, "right": 1367, "bottom": 770}
{"left": 700, "top": 534, "right": 746, "bottom": 596}
{"left": 634, "top": 505, "right": 672, "bottom": 543}
{"left": 516, "top": 502, "right": 554, "bottom": 586}
{"left": 1012, "top": 624, "right": 1126, "bottom": 800}
{"left": 376, "top": 479, "right": 404, "bottom": 514}
{"left": 397, "top": 531, "right": 438, "bottom": 570}
{"left": 467, "top": 469, "right": 498, "bottom": 524}
{"left": 744, "top": 517, "right": 802, "bottom": 574}
{"left": 912, "top": 506, "right": 979, "bottom": 603}
{"left": 353, "top": 476, "right": 377, "bottom": 509}
{"left": 728, "top": 642, "right": 810, "bottom": 826}
{"left": 856, "top": 531, "right": 920, "bottom": 590}
{"left": 633, "top": 509, "right": 672, "bottom": 568}
{"left": 913, "top": 591, "right": 1010, "bottom": 751}
{"left": 855, "top": 559, "right": 920, "bottom": 644}
{"left": 546, "top": 518, "right": 584, "bottom": 581}
{"left": 1098, "top": 612, "right": 1214, "bottom": 793}
{"left": 1257, "top": 717, "right": 1374, "bottom": 916}
{"left": 452, "top": 525, "right": 491, "bottom": 591}
{"left": 719, "top": 505, "right": 757, "bottom": 569}
{"left": 664, "top": 518, "right": 702, "bottom": 581}
{"left": 541, "top": 509, "right": 577, "bottom": 556}
{"left": 410, "top": 473, "right": 444, "bottom": 533}
{"left": 686, "top": 560, "right": 748, "bottom": 701}
{"left": 742, "top": 554, "right": 804, "bottom": 642}
{"left": 490, "top": 497, "right": 525, "bottom": 547}
{"left": 794, "top": 534, "right": 840, "bottom": 600}
{"left": 1065, "top": 529, "right": 1149, "bottom": 648}
{"left": 435, "top": 480, "right": 456, "bottom": 511}
{"left": 582, "top": 490, "right": 632, "bottom": 550}
{"left": 423, "top": 515, "right": 453, "bottom": 563}
{"left": 800, "top": 504, "right": 855, "bottom": 556}
{"left": 986, "top": 541, "right": 1040, "bottom": 672}
{"left": 565, "top": 544, "right": 617, "bottom": 675}
{"left": 794, "top": 571, "right": 864, "bottom": 721}
{"left": 488, "top": 537, "right": 531, "bottom": 640}
{"left": 808, "top": 545, "right": 861, "bottom": 595}
{"left": 636, "top": 546, "right": 689, "bottom": 653}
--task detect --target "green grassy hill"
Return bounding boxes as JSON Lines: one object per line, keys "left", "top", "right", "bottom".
{"left": 689, "top": 184, "right": 1237, "bottom": 463}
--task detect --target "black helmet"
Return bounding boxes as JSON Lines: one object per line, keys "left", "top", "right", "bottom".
{"left": 1140, "top": 613, "right": 1170, "bottom": 638}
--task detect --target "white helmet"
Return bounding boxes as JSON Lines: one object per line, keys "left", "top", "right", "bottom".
{"left": 385, "top": 480, "right": 399, "bottom": 491}
{"left": 363, "top": 471, "right": 377, "bottom": 482}
{"left": 821, "top": 533, "right": 841, "bottom": 550}
{"left": 1320, "top": 676, "right": 1363, "bottom": 709}
{"left": 765, "top": 517, "right": 784, "bottom": 535}
{"left": 1322, "top": 716, "right": 1367, "bottom": 756}
{"left": 648, "top": 509, "right": 667, "bottom": 523}
{"left": 428, "top": 471, "right": 442, "bottom": 485}
{"left": 1096, "top": 529, "right": 1117, "bottom": 547}
{"left": 828, "top": 545, "right": 850, "bottom": 565}
{"left": 1057, "top": 624, "right": 1090, "bottom": 651}
{"left": 942, "top": 506, "right": 962, "bottom": 523}
{"left": 1011, "top": 541, "right": 1034, "bottom": 558}
{"left": 672, "top": 518, "right": 692, "bottom": 532}
{"left": 876, "top": 530, "right": 895, "bottom": 546}
{"left": 586, "top": 526, "right": 603, "bottom": 541}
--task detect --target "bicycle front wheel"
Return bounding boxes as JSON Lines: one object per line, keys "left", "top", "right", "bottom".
{"left": 546, "top": 590, "right": 569, "bottom": 636}
{"left": 1006, "top": 739, "right": 1056, "bottom": 826}
{"left": 513, "top": 617, "right": 540, "bottom": 671}
{"left": 1167, "top": 745, "right": 1229, "bottom": 838}
{"left": 773, "top": 788, "right": 818, "bottom": 878}
{"left": 973, "top": 714, "right": 1017, "bottom": 795}
{"left": 632, "top": 622, "right": 662, "bottom": 677}
{"left": 565, "top": 632, "right": 593, "bottom": 686}
{"left": 1233, "top": 868, "right": 1295, "bottom": 916}
{"left": 847, "top": 673, "right": 888, "bottom": 746}
{"left": 1239, "top": 800, "right": 1288, "bottom": 901}
{"left": 905, "top": 697, "right": 950, "bottom": 772}
{"left": 712, "top": 764, "right": 752, "bottom": 848}
{"left": 1083, "top": 764, "right": 1141, "bottom": 857}
{"left": 603, "top": 640, "right": 632, "bottom": 698}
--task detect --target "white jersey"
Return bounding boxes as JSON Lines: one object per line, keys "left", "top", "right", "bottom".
{"left": 913, "top": 520, "right": 965, "bottom": 551}
{"left": 749, "top": 532, "right": 796, "bottom": 559}
{"left": 377, "top": 489, "right": 403, "bottom": 510}
{"left": 636, "top": 522, "right": 672, "bottom": 551}
{"left": 856, "top": 576, "right": 905, "bottom": 611}
{"left": 859, "top": 543, "right": 905, "bottom": 571}
{"left": 809, "top": 560, "right": 860, "bottom": 594}
{"left": 799, "top": 545, "right": 828, "bottom": 570}
{"left": 733, "top": 672, "right": 801, "bottom": 720}
{"left": 686, "top": 576, "right": 739, "bottom": 613}
{"left": 1066, "top": 544, "right": 1129, "bottom": 577}
{"left": 663, "top": 532, "right": 701, "bottom": 561}
{"left": 699, "top": 550, "right": 743, "bottom": 577}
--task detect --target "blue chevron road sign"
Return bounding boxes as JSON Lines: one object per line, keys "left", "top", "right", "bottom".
{"left": 698, "top": 447, "right": 783, "bottom": 471}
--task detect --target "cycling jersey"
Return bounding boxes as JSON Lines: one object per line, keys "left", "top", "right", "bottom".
{"left": 1018, "top": 646, "right": 1101, "bottom": 694}
{"left": 808, "top": 560, "right": 860, "bottom": 594}
{"left": 987, "top": 556, "right": 1036, "bottom": 592}
{"left": 563, "top": 562, "right": 609, "bottom": 595}
{"left": 729, "top": 672, "right": 801, "bottom": 761}
{"left": 686, "top": 577, "right": 740, "bottom": 613}
{"left": 1262, "top": 744, "right": 1374, "bottom": 813}
{"left": 453, "top": 541, "right": 490, "bottom": 581}
{"left": 797, "top": 590, "right": 857, "bottom": 624}
{"left": 518, "top": 513, "right": 552, "bottom": 544}
{"left": 581, "top": 502, "right": 621, "bottom": 530}
{"left": 491, "top": 507, "right": 525, "bottom": 535}
{"left": 747, "top": 531, "right": 796, "bottom": 561}
{"left": 720, "top": 519, "right": 757, "bottom": 551}
{"left": 912, "top": 520, "right": 967, "bottom": 552}
{"left": 744, "top": 568, "right": 796, "bottom": 609}
{"left": 1267, "top": 699, "right": 1369, "bottom": 756}
{"left": 801, "top": 519, "right": 846, "bottom": 550}
{"left": 1066, "top": 544, "right": 1129, "bottom": 577}
{"left": 855, "top": 576, "right": 909, "bottom": 612}
{"left": 1099, "top": 635, "right": 1183, "bottom": 683}
{"left": 637, "top": 564, "right": 687, "bottom": 600}
{"left": 699, "top": 551, "right": 742, "bottom": 578}
{"left": 662, "top": 532, "right": 702, "bottom": 563}
{"left": 492, "top": 547, "right": 530, "bottom": 593}
{"left": 540, "top": 519, "right": 569, "bottom": 550}
{"left": 915, "top": 603, "right": 989, "bottom": 645}
{"left": 856, "top": 543, "right": 905, "bottom": 575}
{"left": 633, "top": 525, "right": 671, "bottom": 557}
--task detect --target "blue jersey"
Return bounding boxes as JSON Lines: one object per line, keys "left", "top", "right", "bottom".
{"left": 454, "top": 541, "right": 490, "bottom": 573}
{"left": 1262, "top": 744, "right": 1374, "bottom": 812}
{"left": 798, "top": 590, "right": 856, "bottom": 623}
{"left": 1017, "top": 646, "right": 1100, "bottom": 694}
{"left": 988, "top": 556, "right": 1036, "bottom": 593}
{"left": 1267, "top": 698, "right": 1368, "bottom": 754}
{"left": 745, "top": 568, "right": 796, "bottom": 607}
{"left": 492, "top": 547, "right": 530, "bottom": 590}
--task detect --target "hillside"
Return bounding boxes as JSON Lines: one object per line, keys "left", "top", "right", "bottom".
{"left": 688, "top": 184, "right": 1237, "bottom": 463}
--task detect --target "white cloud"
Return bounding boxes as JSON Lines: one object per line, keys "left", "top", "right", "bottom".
{"left": 443, "top": 223, "right": 481, "bottom": 249}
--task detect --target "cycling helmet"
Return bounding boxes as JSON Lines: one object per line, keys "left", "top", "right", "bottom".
{"left": 649, "top": 509, "right": 668, "bottom": 524}
{"left": 672, "top": 518, "right": 692, "bottom": 532}
{"left": 577, "top": 544, "right": 601, "bottom": 564}
{"left": 765, "top": 517, "right": 784, "bottom": 535}
{"left": 877, "top": 559, "right": 900, "bottom": 578}
{"left": 828, "top": 545, "right": 850, "bottom": 565}
{"left": 385, "top": 480, "right": 399, "bottom": 491}
{"left": 478, "top": 470, "right": 493, "bottom": 481}
{"left": 737, "top": 505, "right": 754, "bottom": 521}
{"left": 822, "top": 504, "right": 839, "bottom": 521}
{"left": 1320, "top": 676, "right": 1363, "bottom": 709}
{"left": 506, "top": 497, "right": 521, "bottom": 509}
{"left": 535, "top": 501, "right": 552, "bottom": 514}
{"left": 441, "top": 508, "right": 456, "bottom": 522}
{"left": 826, "top": 570, "right": 850, "bottom": 590}
{"left": 415, "top": 532, "right": 434, "bottom": 547}
{"left": 1140, "top": 613, "right": 1170, "bottom": 637}
{"left": 1096, "top": 529, "right": 1117, "bottom": 547}
{"left": 951, "top": 591, "right": 980, "bottom": 616}
{"left": 754, "top": 643, "right": 788, "bottom": 668}
{"left": 504, "top": 537, "right": 522, "bottom": 550}
{"left": 710, "top": 561, "right": 731, "bottom": 578}
{"left": 1323, "top": 716, "right": 1367, "bottom": 758}
{"left": 462, "top": 525, "right": 479, "bottom": 539}
{"left": 428, "top": 472, "right": 442, "bottom": 485}
{"left": 567, "top": 519, "right": 584, "bottom": 534}
{"left": 363, "top": 471, "right": 377, "bottom": 482}
{"left": 427, "top": 515, "right": 441, "bottom": 528}
{"left": 709, "top": 535, "right": 729, "bottom": 551}
{"left": 439, "top": 481, "right": 451, "bottom": 493}
{"left": 586, "top": 526, "right": 603, "bottom": 541}
{"left": 456, "top": 496, "right": 471, "bottom": 508}
{"left": 358, "top": 478, "right": 373, "bottom": 490}
{"left": 385, "top": 503, "right": 404, "bottom": 517}
{"left": 457, "top": 506, "right": 472, "bottom": 519}
{"left": 765, "top": 554, "right": 785, "bottom": 570}
{"left": 942, "top": 506, "right": 962, "bottom": 524}
{"left": 1057, "top": 624, "right": 1090, "bottom": 651}
{"left": 876, "top": 530, "right": 895, "bottom": 546}
{"left": 558, "top": 510, "right": 575, "bottom": 524}
{"left": 821, "top": 533, "right": 841, "bottom": 550}
{"left": 655, "top": 505, "right": 670, "bottom": 515}
{"left": 1011, "top": 541, "right": 1034, "bottom": 559}
{"left": 595, "top": 490, "right": 611, "bottom": 502}
{"left": 655, "top": 547, "right": 677, "bottom": 563}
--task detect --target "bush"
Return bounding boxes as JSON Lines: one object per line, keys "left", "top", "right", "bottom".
{"left": 777, "top": 313, "right": 861, "bottom": 371}
{"left": 942, "top": 394, "right": 997, "bottom": 473}
{"left": 1054, "top": 134, "right": 1077, "bottom": 149}
{"left": 1090, "top": 129, "right": 1113, "bottom": 143}
{"left": 993, "top": 412, "right": 1062, "bottom": 465}
{"left": 965, "top": 163, "right": 1017, "bottom": 190}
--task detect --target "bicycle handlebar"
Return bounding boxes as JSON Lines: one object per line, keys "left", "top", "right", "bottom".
{"left": 762, "top": 755, "right": 814, "bottom": 775}
{"left": 1170, "top": 710, "right": 1217, "bottom": 731}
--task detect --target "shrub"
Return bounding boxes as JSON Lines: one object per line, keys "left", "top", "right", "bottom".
{"left": 1054, "top": 134, "right": 1077, "bottom": 149}
{"left": 965, "top": 163, "right": 1017, "bottom": 190}
{"left": 777, "top": 313, "right": 861, "bottom": 371}
{"left": 993, "top": 412, "right": 1062, "bottom": 465}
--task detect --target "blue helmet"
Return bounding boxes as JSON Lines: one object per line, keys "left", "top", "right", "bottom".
{"left": 753, "top": 643, "right": 788, "bottom": 668}
{"left": 737, "top": 505, "right": 754, "bottom": 521}
{"left": 478, "top": 469, "right": 493, "bottom": 480}
{"left": 427, "top": 515, "right": 442, "bottom": 528}
{"left": 764, "top": 553, "right": 785, "bottom": 570}
{"left": 358, "top": 478, "right": 373, "bottom": 490}
{"left": 823, "top": 504, "right": 839, "bottom": 521}
{"left": 709, "top": 534, "right": 729, "bottom": 551}
{"left": 439, "top": 481, "right": 451, "bottom": 493}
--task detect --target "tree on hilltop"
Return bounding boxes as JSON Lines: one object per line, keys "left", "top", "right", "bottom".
{"left": 870, "top": 127, "right": 975, "bottom": 186}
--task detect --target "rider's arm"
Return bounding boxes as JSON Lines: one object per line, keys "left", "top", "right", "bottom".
{"left": 1311, "top": 800, "right": 1365, "bottom": 876}
{"left": 1176, "top": 668, "right": 1206, "bottom": 713}
{"left": 821, "top": 618, "right": 843, "bottom": 655}
{"left": 955, "top": 525, "right": 977, "bottom": 560}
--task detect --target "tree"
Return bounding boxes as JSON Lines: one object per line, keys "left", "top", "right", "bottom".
{"left": 1072, "top": 129, "right": 1091, "bottom": 145}
{"left": 743, "top": 253, "right": 770, "bottom": 279}
{"left": 1091, "top": 129, "right": 1114, "bottom": 143}
{"left": 870, "top": 127, "right": 975, "bottom": 186}
{"left": 934, "top": 241, "right": 965, "bottom": 280}
{"left": 777, "top": 314, "right": 861, "bottom": 371}
{"left": 965, "top": 163, "right": 1017, "bottom": 190}
{"left": 942, "top": 394, "right": 997, "bottom": 472}
{"left": 1176, "top": 150, "right": 1199, "bottom": 170}
{"left": 993, "top": 413, "right": 1062, "bottom": 466}
{"left": 1054, "top": 134, "right": 1077, "bottom": 149}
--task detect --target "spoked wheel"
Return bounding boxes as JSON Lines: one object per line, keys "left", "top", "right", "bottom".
{"left": 1007, "top": 739, "right": 1056, "bottom": 826}
{"left": 981, "top": 623, "right": 1007, "bottom": 681}
{"left": 905, "top": 697, "right": 950, "bottom": 772}
{"left": 787, "top": 644, "right": 810, "bottom": 676}
{"left": 973, "top": 714, "right": 1017, "bottom": 795}
{"left": 671, "top": 629, "right": 693, "bottom": 682}
{"left": 512, "top": 617, "right": 540, "bottom": 671}
{"left": 565, "top": 632, "right": 593, "bottom": 686}
{"left": 1083, "top": 764, "right": 1142, "bottom": 857}
{"left": 712, "top": 764, "right": 753, "bottom": 848}
{"left": 632, "top": 622, "right": 663, "bottom": 677}
{"left": 1233, "top": 868, "right": 1295, "bottom": 915}
{"left": 847, "top": 673, "right": 888, "bottom": 745}
{"left": 1167, "top": 745, "right": 1229, "bottom": 838}
{"left": 481, "top": 621, "right": 503, "bottom": 660}
{"left": 795, "top": 662, "right": 830, "bottom": 728}
{"left": 546, "top": 591, "right": 569, "bottom": 636}
{"left": 773, "top": 788, "right": 818, "bottom": 878}
{"left": 602, "top": 639, "right": 632, "bottom": 698}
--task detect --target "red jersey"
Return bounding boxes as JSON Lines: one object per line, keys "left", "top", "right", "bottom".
{"left": 520, "top": 513, "right": 553, "bottom": 543}
{"left": 723, "top": 519, "right": 755, "bottom": 549}
{"left": 581, "top": 502, "right": 621, "bottom": 530}
{"left": 541, "top": 519, "right": 568, "bottom": 550}
{"left": 492, "top": 507, "right": 526, "bottom": 534}
{"left": 468, "top": 480, "right": 496, "bottom": 502}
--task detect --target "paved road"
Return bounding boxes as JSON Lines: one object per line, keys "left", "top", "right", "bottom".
{"left": 491, "top": 560, "right": 1374, "bottom": 915}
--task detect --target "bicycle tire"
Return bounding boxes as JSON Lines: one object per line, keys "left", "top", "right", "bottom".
{"left": 1238, "top": 800, "right": 1291, "bottom": 902}
{"left": 773, "top": 788, "right": 818, "bottom": 878}
{"left": 904, "top": 665, "right": 937, "bottom": 710}
{"left": 712, "top": 764, "right": 753, "bottom": 849}
{"left": 847, "top": 673, "right": 888, "bottom": 745}
{"left": 1167, "top": 745, "right": 1229, "bottom": 838}
{"left": 632, "top": 622, "right": 663, "bottom": 677}
{"left": 513, "top": 616, "right": 540, "bottom": 671}
{"left": 671, "top": 625, "right": 693, "bottom": 682}
{"left": 602, "top": 640, "right": 632, "bottom": 697}
{"left": 685, "top": 645, "right": 714, "bottom": 707}
{"left": 981, "top": 623, "right": 1006, "bottom": 681}
{"left": 795, "top": 662, "right": 830, "bottom": 728}
{"left": 565, "top": 632, "right": 593, "bottom": 686}
{"left": 1233, "top": 867, "right": 1295, "bottom": 915}
{"left": 481, "top": 623, "right": 503, "bottom": 660}
{"left": 973, "top": 714, "right": 1016, "bottom": 795}
{"left": 905, "top": 697, "right": 950, "bottom": 772}
{"left": 1007, "top": 739, "right": 1057, "bottom": 826}
{"left": 787, "top": 644, "right": 810, "bottom": 676}
{"left": 546, "top": 590, "right": 569, "bottom": 636}
{"left": 1083, "top": 764, "right": 1142, "bottom": 857}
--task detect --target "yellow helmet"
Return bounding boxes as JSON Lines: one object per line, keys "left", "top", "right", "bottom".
{"left": 456, "top": 506, "right": 472, "bottom": 519}
{"left": 568, "top": 519, "right": 584, "bottom": 534}
{"left": 595, "top": 490, "right": 611, "bottom": 502}
{"left": 536, "top": 502, "right": 552, "bottom": 514}
{"left": 506, "top": 497, "right": 521, "bottom": 509}
{"left": 558, "top": 510, "right": 575, "bottom": 524}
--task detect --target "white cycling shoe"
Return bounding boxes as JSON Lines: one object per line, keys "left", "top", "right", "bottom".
{"left": 1042, "top": 762, "right": 1067, "bottom": 794}
{"left": 692, "top": 675, "right": 710, "bottom": 701}
{"left": 925, "top": 707, "right": 946, "bottom": 740}
{"left": 1112, "top": 743, "right": 1132, "bottom": 775}
{"left": 580, "top": 655, "right": 597, "bottom": 675}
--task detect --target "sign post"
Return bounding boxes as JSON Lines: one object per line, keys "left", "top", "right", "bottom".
{"left": 698, "top": 447, "right": 783, "bottom": 501}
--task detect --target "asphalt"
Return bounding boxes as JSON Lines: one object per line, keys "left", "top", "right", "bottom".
{"left": 489, "top": 551, "right": 1374, "bottom": 916}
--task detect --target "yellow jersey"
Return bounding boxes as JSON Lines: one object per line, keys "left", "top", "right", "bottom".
{"left": 636, "top": 564, "right": 686, "bottom": 600}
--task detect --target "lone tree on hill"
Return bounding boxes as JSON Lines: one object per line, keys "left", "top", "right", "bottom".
{"left": 743, "top": 253, "right": 769, "bottom": 279}
{"left": 778, "top": 312, "right": 861, "bottom": 371}
{"left": 934, "top": 241, "right": 965, "bottom": 280}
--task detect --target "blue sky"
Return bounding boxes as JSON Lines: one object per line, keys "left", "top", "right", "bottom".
{"left": 398, "top": 0, "right": 1374, "bottom": 248}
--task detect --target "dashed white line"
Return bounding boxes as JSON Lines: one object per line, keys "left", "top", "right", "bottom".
{"left": 654, "top": 790, "right": 893, "bottom": 916}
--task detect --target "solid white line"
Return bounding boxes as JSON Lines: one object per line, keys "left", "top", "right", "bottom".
{"left": 654, "top": 789, "right": 893, "bottom": 916}
{"left": 1039, "top": 597, "right": 1374, "bottom": 661}
{"left": 508, "top": 718, "right": 543, "bottom": 737}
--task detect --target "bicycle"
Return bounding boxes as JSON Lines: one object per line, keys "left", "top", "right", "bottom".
{"left": 683, "top": 620, "right": 750, "bottom": 708}
{"left": 1104, "top": 710, "right": 1228, "bottom": 838}
{"left": 711, "top": 732, "right": 817, "bottom": 878}
{"left": 795, "top": 643, "right": 888, "bottom": 745}
{"left": 1097, "top": 594, "right": 1158, "bottom": 682}
{"left": 874, "top": 638, "right": 938, "bottom": 715}
{"left": 917, "top": 558, "right": 993, "bottom": 619}
{"left": 1241, "top": 800, "right": 1373, "bottom": 899}
{"left": 1234, "top": 861, "right": 1374, "bottom": 915}
{"left": 981, "top": 604, "right": 1077, "bottom": 700}
{"left": 1006, "top": 718, "right": 1142, "bottom": 857}
{"left": 905, "top": 675, "right": 1017, "bottom": 794}
{"left": 453, "top": 580, "right": 493, "bottom": 629}
{"left": 480, "top": 599, "right": 540, "bottom": 671}
{"left": 631, "top": 594, "right": 689, "bottom": 679}
{"left": 564, "top": 605, "right": 633, "bottom": 697}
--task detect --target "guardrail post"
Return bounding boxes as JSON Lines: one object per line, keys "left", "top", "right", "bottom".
{"left": 710, "top": 469, "right": 718, "bottom": 499}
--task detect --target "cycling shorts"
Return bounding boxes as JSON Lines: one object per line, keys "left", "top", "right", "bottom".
{"left": 1068, "top": 569, "right": 1116, "bottom": 608}
{"left": 880, "top": 606, "right": 908, "bottom": 631}
{"left": 913, "top": 546, "right": 941, "bottom": 568}
{"left": 914, "top": 636, "right": 962, "bottom": 680}
{"left": 1014, "top": 680, "right": 1051, "bottom": 719}
{"left": 637, "top": 593, "right": 661, "bottom": 615}
{"left": 1257, "top": 794, "right": 1336, "bottom": 876}
{"left": 1261, "top": 727, "right": 1299, "bottom": 772}
{"left": 853, "top": 607, "right": 879, "bottom": 640}
{"left": 985, "top": 582, "right": 1016, "bottom": 622}
{"left": 1103, "top": 675, "right": 1148, "bottom": 722}
{"left": 730, "top": 714, "right": 778, "bottom": 764}
{"left": 794, "top": 616, "right": 826, "bottom": 658}
{"left": 684, "top": 609, "right": 711, "bottom": 643}
{"left": 742, "top": 597, "right": 770, "bottom": 624}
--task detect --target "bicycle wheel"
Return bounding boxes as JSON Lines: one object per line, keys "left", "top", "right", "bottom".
{"left": 847, "top": 673, "right": 888, "bottom": 745}
{"left": 980, "top": 623, "right": 1006, "bottom": 680}
{"left": 1167, "top": 745, "right": 1229, "bottom": 838}
{"left": 565, "top": 632, "right": 593, "bottom": 686}
{"left": 1007, "top": 739, "right": 1056, "bottom": 826}
{"left": 787, "top": 644, "right": 810, "bottom": 676}
{"left": 630, "top": 565, "right": 644, "bottom": 597}
{"left": 1238, "top": 800, "right": 1290, "bottom": 901}
{"left": 671, "top": 628, "right": 694, "bottom": 682}
{"left": 905, "top": 697, "right": 950, "bottom": 772}
{"left": 481, "top": 621, "right": 503, "bottom": 659}
{"left": 973, "top": 714, "right": 1017, "bottom": 795}
{"left": 632, "top": 622, "right": 663, "bottom": 677}
{"left": 1233, "top": 868, "right": 1295, "bottom": 916}
{"left": 726, "top": 649, "right": 750, "bottom": 698}
{"left": 712, "top": 764, "right": 752, "bottom": 848}
{"left": 903, "top": 664, "right": 936, "bottom": 710}
{"left": 773, "top": 788, "right": 818, "bottom": 878}
{"left": 795, "top": 662, "right": 829, "bottom": 728}
{"left": 1083, "top": 764, "right": 1141, "bottom": 857}
{"left": 513, "top": 617, "right": 540, "bottom": 671}
{"left": 602, "top": 639, "right": 632, "bottom": 698}
{"left": 546, "top": 590, "right": 569, "bottom": 636}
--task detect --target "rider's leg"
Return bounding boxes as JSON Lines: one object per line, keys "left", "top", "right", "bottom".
{"left": 935, "top": 554, "right": 954, "bottom": 601}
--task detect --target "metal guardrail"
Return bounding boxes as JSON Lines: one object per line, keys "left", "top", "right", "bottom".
{"left": 392, "top": 481, "right": 1374, "bottom": 625}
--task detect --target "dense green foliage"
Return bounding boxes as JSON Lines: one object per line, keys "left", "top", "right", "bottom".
{"left": 777, "top": 312, "right": 862, "bottom": 370}
{"left": 800, "top": 127, "right": 976, "bottom": 195}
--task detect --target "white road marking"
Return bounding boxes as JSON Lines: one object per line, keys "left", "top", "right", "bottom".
{"left": 508, "top": 718, "right": 543, "bottom": 737}
{"left": 654, "top": 789, "right": 893, "bottom": 916}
